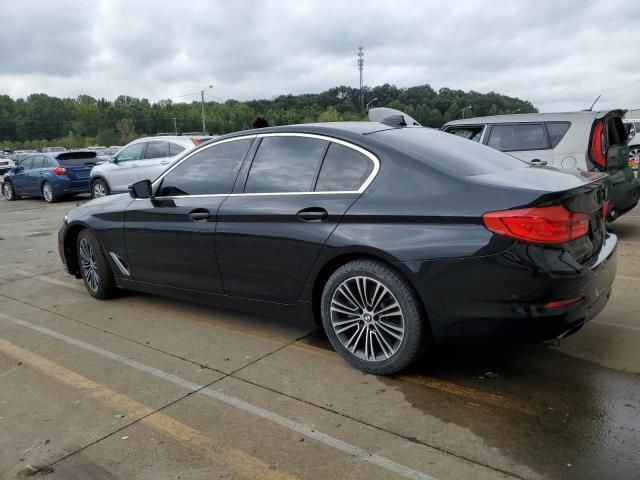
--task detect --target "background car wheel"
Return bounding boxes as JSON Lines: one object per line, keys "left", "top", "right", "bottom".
{"left": 91, "top": 179, "right": 109, "bottom": 198}
{"left": 42, "top": 182, "right": 58, "bottom": 203}
{"left": 2, "top": 181, "right": 18, "bottom": 201}
{"left": 320, "top": 259, "right": 429, "bottom": 375}
{"left": 77, "top": 229, "right": 118, "bottom": 299}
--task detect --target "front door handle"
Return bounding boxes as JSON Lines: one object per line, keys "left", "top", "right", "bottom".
{"left": 297, "top": 207, "right": 328, "bottom": 222}
{"left": 529, "top": 158, "right": 548, "bottom": 166}
{"left": 188, "top": 209, "right": 210, "bottom": 222}
{"left": 160, "top": 160, "right": 170, "bottom": 165}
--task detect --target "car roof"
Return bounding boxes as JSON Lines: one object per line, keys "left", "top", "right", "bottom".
{"left": 445, "top": 110, "right": 625, "bottom": 127}
{"left": 129, "top": 136, "right": 210, "bottom": 147}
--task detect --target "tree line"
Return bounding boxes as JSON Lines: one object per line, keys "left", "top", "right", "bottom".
{"left": 0, "top": 84, "right": 537, "bottom": 149}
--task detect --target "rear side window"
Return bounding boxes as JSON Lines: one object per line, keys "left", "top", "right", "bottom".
{"left": 315, "top": 143, "right": 373, "bottom": 191}
{"left": 19, "top": 156, "right": 34, "bottom": 170}
{"left": 144, "top": 141, "right": 169, "bottom": 159}
{"left": 488, "top": 124, "right": 548, "bottom": 151}
{"left": 31, "top": 156, "right": 45, "bottom": 169}
{"left": 545, "top": 122, "right": 571, "bottom": 148}
{"left": 157, "top": 139, "right": 252, "bottom": 196}
{"left": 245, "top": 136, "right": 328, "bottom": 193}
{"left": 445, "top": 126, "right": 484, "bottom": 142}
{"left": 42, "top": 157, "right": 56, "bottom": 168}
{"left": 169, "top": 143, "right": 186, "bottom": 156}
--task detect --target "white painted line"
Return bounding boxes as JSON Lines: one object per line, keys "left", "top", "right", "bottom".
{"left": 592, "top": 321, "right": 640, "bottom": 332}
{"left": 0, "top": 312, "right": 436, "bottom": 480}
{"left": 617, "top": 275, "right": 640, "bottom": 283}
{"left": 10, "top": 269, "right": 84, "bottom": 291}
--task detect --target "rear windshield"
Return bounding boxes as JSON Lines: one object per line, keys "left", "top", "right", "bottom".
{"left": 56, "top": 151, "right": 98, "bottom": 166}
{"left": 374, "top": 127, "right": 528, "bottom": 177}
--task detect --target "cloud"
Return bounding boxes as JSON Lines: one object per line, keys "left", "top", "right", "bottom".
{"left": 1, "top": 0, "right": 639, "bottom": 112}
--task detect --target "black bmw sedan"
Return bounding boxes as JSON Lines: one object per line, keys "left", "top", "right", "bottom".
{"left": 58, "top": 122, "right": 617, "bottom": 374}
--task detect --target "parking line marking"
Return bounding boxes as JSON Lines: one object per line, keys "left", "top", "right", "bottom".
{"left": 0, "top": 312, "right": 436, "bottom": 480}
{"left": 617, "top": 275, "right": 640, "bottom": 283}
{"left": 592, "top": 320, "right": 640, "bottom": 332}
{"left": 4, "top": 269, "right": 539, "bottom": 417}
{"left": 9, "top": 269, "right": 85, "bottom": 291}
{"left": 0, "top": 336, "right": 297, "bottom": 480}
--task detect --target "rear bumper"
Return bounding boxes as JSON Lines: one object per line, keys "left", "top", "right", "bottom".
{"left": 53, "top": 177, "right": 91, "bottom": 195}
{"left": 403, "top": 232, "right": 618, "bottom": 344}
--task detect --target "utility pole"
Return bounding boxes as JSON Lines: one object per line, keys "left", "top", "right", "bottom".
{"left": 201, "top": 85, "right": 213, "bottom": 134}
{"left": 357, "top": 46, "right": 364, "bottom": 111}
{"left": 172, "top": 117, "right": 177, "bottom": 135}
{"left": 461, "top": 106, "right": 472, "bottom": 119}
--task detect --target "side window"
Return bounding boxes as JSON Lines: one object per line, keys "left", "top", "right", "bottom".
{"left": 19, "top": 156, "right": 34, "bottom": 170}
{"left": 315, "top": 143, "right": 373, "bottom": 192}
{"left": 545, "top": 122, "right": 571, "bottom": 148}
{"left": 31, "top": 156, "right": 45, "bottom": 169}
{"left": 244, "top": 136, "right": 328, "bottom": 193}
{"left": 116, "top": 143, "right": 145, "bottom": 162}
{"left": 446, "top": 126, "right": 484, "bottom": 142}
{"left": 143, "top": 141, "right": 169, "bottom": 159}
{"left": 169, "top": 143, "right": 186, "bottom": 156}
{"left": 487, "top": 124, "right": 548, "bottom": 151}
{"left": 42, "top": 157, "right": 56, "bottom": 168}
{"left": 157, "top": 139, "right": 252, "bottom": 197}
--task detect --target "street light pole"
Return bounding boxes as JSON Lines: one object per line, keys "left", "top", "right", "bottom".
{"left": 201, "top": 85, "right": 213, "bottom": 134}
{"left": 461, "top": 105, "right": 472, "bottom": 119}
{"left": 366, "top": 97, "right": 378, "bottom": 111}
{"left": 172, "top": 117, "right": 177, "bottom": 135}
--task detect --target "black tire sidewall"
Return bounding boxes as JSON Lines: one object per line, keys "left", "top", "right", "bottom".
{"left": 42, "top": 182, "right": 57, "bottom": 203}
{"left": 92, "top": 179, "right": 109, "bottom": 198}
{"left": 3, "top": 181, "right": 15, "bottom": 200}
{"left": 320, "top": 260, "right": 429, "bottom": 375}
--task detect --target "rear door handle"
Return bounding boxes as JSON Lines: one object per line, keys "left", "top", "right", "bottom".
{"left": 188, "top": 209, "right": 210, "bottom": 222}
{"left": 529, "top": 158, "right": 548, "bottom": 166}
{"left": 160, "top": 160, "right": 170, "bottom": 165}
{"left": 297, "top": 207, "right": 328, "bottom": 222}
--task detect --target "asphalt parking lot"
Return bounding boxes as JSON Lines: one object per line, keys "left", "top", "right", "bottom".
{"left": 0, "top": 195, "right": 638, "bottom": 480}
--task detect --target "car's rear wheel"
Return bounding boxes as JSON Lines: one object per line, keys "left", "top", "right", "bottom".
{"left": 321, "top": 259, "right": 429, "bottom": 375}
{"left": 42, "top": 182, "right": 58, "bottom": 203}
{"left": 630, "top": 146, "right": 640, "bottom": 171}
{"left": 77, "top": 229, "right": 118, "bottom": 299}
{"left": 91, "top": 179, "right": 109, "bottom": 198}
{"left": 2, "top": 181, "right": 18, "bottom": 201}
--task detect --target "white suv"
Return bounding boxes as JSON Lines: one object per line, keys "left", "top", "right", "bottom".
{"left": 89, "top": 136, "right": 213, "bottom": 198}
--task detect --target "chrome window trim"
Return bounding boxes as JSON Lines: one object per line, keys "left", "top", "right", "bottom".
{"left": 151, "top": 132, "right": 380, "bottom": 199}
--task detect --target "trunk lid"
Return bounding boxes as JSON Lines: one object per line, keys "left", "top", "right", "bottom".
{"left": 56, "top": 151, "right": 97, "bottom": 185}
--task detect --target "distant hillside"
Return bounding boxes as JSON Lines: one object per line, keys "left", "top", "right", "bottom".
{"left": 0, "top": 84, "right": 536, "bottom": 149}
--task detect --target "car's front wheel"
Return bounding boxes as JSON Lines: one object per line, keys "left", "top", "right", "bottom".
{"left": 321, "top": 259, "right": 429, "bottom": 375}
{"left": 42, "top": 182, "right": 58, "bottom": 203}
{"left": 77, "top": 229, "right": 118, "bottom": 299}
{"left": 91, "top": 179, "right": 109, "bottom": 198}
{"left": 2, "top": 181, "right": 18, "bottom": 201}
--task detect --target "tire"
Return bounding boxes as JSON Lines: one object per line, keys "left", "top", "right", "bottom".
{"left": 320, "top": 259, "right": 429, "bottom": 375}
{"left": 2, "top": 181, "right": 18, "bottom": 201}
{"left": 91, "top": 178, "right": 109, "bottom": 198}
{"left": 42, "top": 182, "right": 59, "bottom": 203}
{"left": 77, "top": 229, "right": 118, "bottom": 299}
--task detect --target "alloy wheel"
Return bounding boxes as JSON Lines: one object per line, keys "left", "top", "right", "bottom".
{"left": 93, "top": 182, "right": 106, "bottom": 197}
{"left": 43, "top": 183, "right": 53, "bottom": 202}
{"left": 3, "top": 182, "right": 13, "bottom": 200}
{"left": 630, "top": 147, "right": 640, "bottom": 169}
{"left": 330, "top": 275, "right": 405, "bottom": 362}
{"left": 79, "top": 238, "right": 100, "bottom": 292}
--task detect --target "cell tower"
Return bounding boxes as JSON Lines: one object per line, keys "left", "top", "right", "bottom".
{"left": 357, "top": 46, "right": 364, "bottom": 111}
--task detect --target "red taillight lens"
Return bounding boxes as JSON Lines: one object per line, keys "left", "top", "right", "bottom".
{"left": 191, "top": 138, "right": 201, "bottom": 146}
{"left": 482, "top": 205, "right": 589, "bottom": 244}
{"left": 52, "top": 166, "right": 66, "bottom": 175}
{"left": 544, "top": 297, "right": 583, "bottom": 309}
{"left": 590, "top": 121, "right": 606, "bottom": 169}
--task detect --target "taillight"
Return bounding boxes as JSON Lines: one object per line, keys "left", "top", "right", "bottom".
{"left": 482, "top": 205, "right": 589, "bottom": 244}
{"left": 191, "top": 138, "right": 201, "bottom": 146}
{"left": 52, "top": 166, "right": 66, "bottom": 175}
{"left": 590, "top": 121, "right": 606, "bottom": 169}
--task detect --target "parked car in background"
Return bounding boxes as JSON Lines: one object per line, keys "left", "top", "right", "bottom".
{"left": 624, "top": 119, "right": 640, "bottom": 172}
{"left": 443, "top": 110, "right": 639, "bottom": 220}
{"left": 2, "top": 150, "right": 98, "bottom": 202}
{"left": 59, "top": 122, "right": 616, "bottom": 374}
{"left": 41, "top": 146, "right": 67, "bottom": 153}
{"left": 0, "top": 155, "right": 16, "bottom": 176}
{"left": 89, "top": 135, "right": 214, "bottom": 198}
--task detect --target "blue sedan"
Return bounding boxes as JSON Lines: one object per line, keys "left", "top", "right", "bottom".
{"left": 2, "top": 151, "right": 97, "bottom": 203}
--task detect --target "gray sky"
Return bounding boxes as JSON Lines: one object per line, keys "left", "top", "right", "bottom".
{"left": 1, "top": 0, "right": 638, "bottom": 112}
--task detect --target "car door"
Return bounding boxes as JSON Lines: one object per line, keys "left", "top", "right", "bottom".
{"left": 485, "top": 123, "right": 554, "bottom": 165}
{"left": 11, "top": 155, "right": 34, "bottom": 194}
{"left": 216, "top": 134, "right": 377, "bottom": 304}
{"left": 122, "top": 137, "right": 254, "bottom": 293}
{"left": 108, "top": 142, "right": 146, "bottom": 192}
{"left": 137, "top": 140, "right": 172, "bottom": 183}
{"left": 25, "top": 155, "right": 46, "bottom": 195}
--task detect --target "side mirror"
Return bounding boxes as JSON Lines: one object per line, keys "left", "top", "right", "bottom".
{"left": 110, "top": 156, "right": 118, "bottom": 164}
{"left": 129, "top": 179, "right": 153, "bottom": 199}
